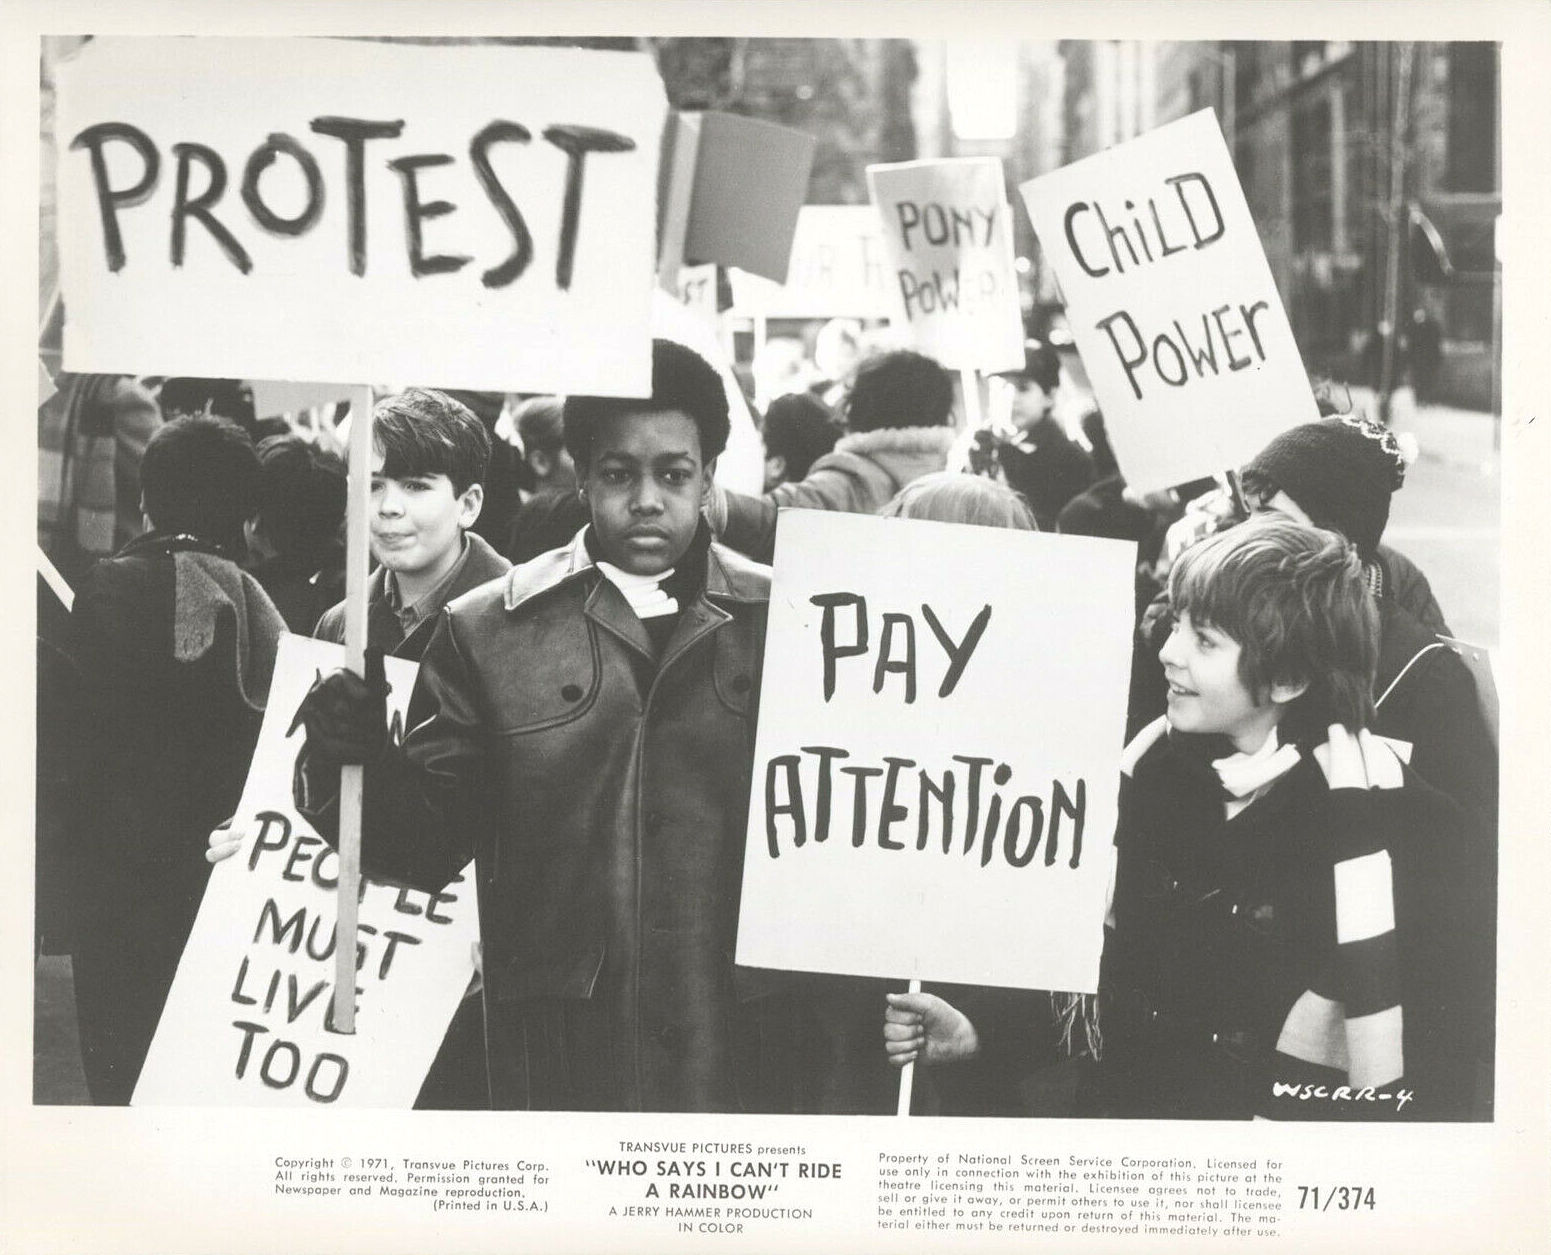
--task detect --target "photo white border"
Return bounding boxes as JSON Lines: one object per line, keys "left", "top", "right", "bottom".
{"left": 3, "top": 3, "right": 1546, "bottom": 1252}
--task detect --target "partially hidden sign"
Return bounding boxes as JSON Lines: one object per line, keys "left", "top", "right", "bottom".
{"left": 866, "top": 158, "right": 1024, "bottom": 373}
{"left": 56, "top": 38, "right": 666, "bottom": 396}
{"left": 133, "top": 635, "right": 478, "bottom": 1107}
{"left": 735, "top": 512, "right": 1134, "bottom": 993}
{"left": 729, "top": 206, "right": 894, "bottom": 320}
{"left": 1019, "top": 109, "right": 1318, "bottom": 493}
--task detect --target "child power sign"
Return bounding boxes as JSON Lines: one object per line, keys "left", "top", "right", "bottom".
{"left": 867, "top": 158, "right": 1024, "bottom": 373}
{"left": 56, "top": 38, "right": 666, "bottom": 395}
{"left": 134, "top": 636, "right": 478, "bottom": 1107}
{"left": 1020, "top": 110, "right": 1317, "bottom": 493}
{"left": 736, "top": 512, "right": 1134, "bottom": 993}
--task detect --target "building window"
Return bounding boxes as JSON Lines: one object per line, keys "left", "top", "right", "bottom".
{"left": 1445, "top": 42, "right": 1498, "bottom": 193}
{"left": 1291, "top": 97, "right": 1334, "bottom": 252}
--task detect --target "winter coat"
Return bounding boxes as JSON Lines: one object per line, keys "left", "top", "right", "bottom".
{"left": 718, "top": 425, "right": 957, "bottom": 563}
{"left": 313, "top": 532, "right": 510, "bottom": 660}
{"left": 297, "top": 528, "right": 798, "bottom": 1111}
{"left": 67, "top": 532, "right": 285, "bottom": 1103}
{"left": 1084, "top": 720, "right": 1493, "bottom": 1121}
{"left": 250, "top": 542, "right": 347, "bottom": 637}
{"left": 1372, "top": 596, "right": 1497, "bottom": 827}
{"left": 313, "top": 529, "right": 509, "bottom": 1109}
{"left": 988, "top": 415, "right": 1096, "bottom": 530}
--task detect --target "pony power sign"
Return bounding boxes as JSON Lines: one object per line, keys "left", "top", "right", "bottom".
{"left": 55, "top": 38, "right": 665, "bottom": 394}
{"left": 1020, "top": 110, "right": 1317, "bottom": 492}
{"left": 866, "top": 158, "right": 1024, "bottom": 373}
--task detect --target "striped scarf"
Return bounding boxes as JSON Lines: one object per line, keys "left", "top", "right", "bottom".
{"left": 1110, "top": 718, "right": 1408, "bottom": 1108}
{"left": 1273, "top": 726, "right": 1407, "bottom": 1097}
{"left": 38, "top": 374, "right": 161, "bottom": 581}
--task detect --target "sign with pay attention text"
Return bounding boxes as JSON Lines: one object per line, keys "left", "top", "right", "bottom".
{"left": 133, "top": 635, "right": 478, "bottom": 1108}
{"left": 1020, "top": 109, "right": 1318, "bottom": 492}
{"left": 56, "top": 38, "right": 665, "bottom": 395}
{"left": 735, "top": 512, "right": 1133, "bottom": 993}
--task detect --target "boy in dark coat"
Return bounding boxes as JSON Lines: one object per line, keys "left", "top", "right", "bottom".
{"left": 68, "top": 415, "right": 285, "bottom": 1103}
{"left": 314, "top": 389, "right": 509, "bottom": 1109}
{"left": 888, "top": 516, "right": 1493, "bottom": 1121}
{"left": 288, "top": 341, "right": 799, "bottom": 1111}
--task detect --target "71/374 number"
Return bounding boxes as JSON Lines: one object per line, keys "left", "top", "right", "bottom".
{"left": 1298, "top": 1185, "right": 1377, "bottom": 1211}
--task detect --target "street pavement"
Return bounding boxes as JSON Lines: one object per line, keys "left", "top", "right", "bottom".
{"left": 1384, "top": 400, "right": 1501, "bottom": 649}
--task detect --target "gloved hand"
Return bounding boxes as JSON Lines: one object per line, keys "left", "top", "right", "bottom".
{"left": 287, "top": 646, "right": 390, "bottom": 765}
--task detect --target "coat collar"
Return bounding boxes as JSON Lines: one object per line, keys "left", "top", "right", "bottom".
{"left": 502, "top": 523, "right": 770, "bottom": 613}
{"left": 833, "top": 425, "right": 957, "bottom": 460}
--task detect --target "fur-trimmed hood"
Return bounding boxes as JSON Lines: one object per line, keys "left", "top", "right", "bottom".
{"left": 830, "top": 425, "right": 956, "bottom": 493}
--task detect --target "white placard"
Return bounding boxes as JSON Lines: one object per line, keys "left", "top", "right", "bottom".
{"left": 248, "top": 379, "right": 355, "bottom": 421}
{"left": 133, "top": 635, "right": 478, "bottom": 1108}
{"left": 672, "top": 261, "right": 719, "bottom": 325}
{"left": 56, "top": 38, "right": 665, "bottom": 395}
{"left": 729, "top": 205, "right": 894, "bottom": 319}
{"left": 736, "top": 511, "right": 1134, "bottom": 992}
{"left": 865, "top": 158, "right": 1024, "bottom": 373}
{"left": 1020, "top": 109, "right": 1319, "bottom": 493}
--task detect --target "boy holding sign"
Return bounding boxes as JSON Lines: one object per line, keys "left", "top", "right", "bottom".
{"left": 289, "top": 341, "right": 798, "bottom": 1111}
{"left": 889, "top": 516, "right": 1490, "bottom": 1120}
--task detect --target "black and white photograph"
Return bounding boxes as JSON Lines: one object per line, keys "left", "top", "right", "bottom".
{"left": 6, "top": 2, "right": 1548, "bottom": 1252}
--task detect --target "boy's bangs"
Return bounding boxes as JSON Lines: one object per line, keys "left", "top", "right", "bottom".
{"left": 1168, "top": 540, "right": 1252, "bottom": 641}
{"left": 376, "top": 416, "right": 460, "bottom": 483}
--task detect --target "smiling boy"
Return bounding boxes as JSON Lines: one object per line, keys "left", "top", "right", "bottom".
{"left": 1088, "top": 514, "right": 1493, "bottom": 1120}
{"left": 291, "top": 340, "right": 794, "bottom": 1112}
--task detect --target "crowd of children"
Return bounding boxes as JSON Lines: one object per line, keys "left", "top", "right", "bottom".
{"left": 39, "top": 329, "right": 1498, "bottom": 1120}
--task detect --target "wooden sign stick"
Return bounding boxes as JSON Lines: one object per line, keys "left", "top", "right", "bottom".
{"left": 960, "top": 368, "right": 984, "bottom": 434}
{"left": 895, "top": 977, "right": 923, "bottom": 1117}
{"left": 332, "top": 384, "right": 374, "bottom": 1032}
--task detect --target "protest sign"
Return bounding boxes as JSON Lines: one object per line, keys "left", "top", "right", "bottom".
{"left": 735, "top": 511, "right": 1134, "bottom": 993}
{"left": 55, "top": 38, "right": 665, "bottom": 396}
{"left": 248, "top": 379, "right": 355, "bottom": 422}
{"left": 1019, "top": 109, "right": 1318, "bottom": 493}
{"left": 132, "top": 635, "right": 478, "bottom": 1107}
{"left": 728, "top": 205, "right": 894, "bottom": 319}
{"left": 672, "top": 261, "right": 719, "bottom": 325}
{"left": 865, "top": 158, "right": 1024, "bottom": 374}
{"left": 683, "top": 111, "right": 816, "bottom": 283}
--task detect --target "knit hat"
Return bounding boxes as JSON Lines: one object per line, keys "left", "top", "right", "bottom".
{"left": 1241, "top": 416, "right": 1409, "bottom": 561}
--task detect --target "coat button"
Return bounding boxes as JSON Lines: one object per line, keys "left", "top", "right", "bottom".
{"left": 561, "top": 683, "right": 583, "bottom": 702}
{"left": 731, "top": 674, "right": 751, "bottom": 693}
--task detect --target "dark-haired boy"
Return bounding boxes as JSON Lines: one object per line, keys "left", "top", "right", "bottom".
{"left": 68, "top": 415, "right": 286, "bottom": 1103}
{"left": 313, "top": 388, "right": 510, "bottom": 658}
{"left": 309, "top": 388, "right": 508, "bottom": 1109}
{"left": 290, "top": 340, "right": 795, "bottom": 1111}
